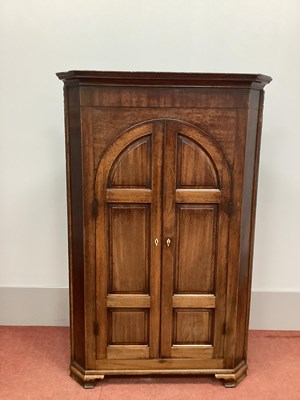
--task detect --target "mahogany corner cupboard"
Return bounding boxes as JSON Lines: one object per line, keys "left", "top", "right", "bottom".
{"left": 57, "top": 71, "right": 271, "bottom": 388}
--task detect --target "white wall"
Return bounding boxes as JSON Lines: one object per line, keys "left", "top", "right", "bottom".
{"left": 1, "top": 0, "right": 300, "bottom": 325}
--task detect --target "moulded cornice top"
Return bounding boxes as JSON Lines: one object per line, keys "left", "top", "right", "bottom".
{"left": 56, "top": 70, "right": 272, "bottom": 89}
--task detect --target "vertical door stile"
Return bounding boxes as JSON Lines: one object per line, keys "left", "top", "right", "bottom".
{"left": 149, "top": 122, "right": 164, "bottom": 358}
{"left": 212, "top": 159, "right": 231, "bottom": 359}
{"left": 96, "top": 159, "right": 109, "bottom": 360}
{"left": 160, "top": 121, "right": 177, "bottom": 358}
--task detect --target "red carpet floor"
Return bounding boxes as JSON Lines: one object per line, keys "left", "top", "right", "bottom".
{"left": 0, "top": 327, "right": 300, "bottom": 399}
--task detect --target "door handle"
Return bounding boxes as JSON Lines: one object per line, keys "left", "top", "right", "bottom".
{"left": 166, "top": 238, "right": 171, "bottom": 247}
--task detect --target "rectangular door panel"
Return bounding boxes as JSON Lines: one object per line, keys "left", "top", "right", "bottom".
{"left": 108, "top": 205, "right": 150, "bottom": 294}
{"left": 108, "top": 309, "right": 149, "bottom": 345}
{"left": 175, "top": 205, "right": 217, "bottom": 294}
{"left": 107, "top": 308, "right": 150, "bottom": 360}
{"left": 173, "top": 309, "right": 213, "bottom": 345}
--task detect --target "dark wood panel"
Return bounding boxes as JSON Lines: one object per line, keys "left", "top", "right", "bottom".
{"left": 173, "top": 310, "right": 213, "bottom": 345}
{"left": 108, "top": 205, "right": 150, "bottom": 294}
{"left": 91, "top": 108, "right": 239, "bottom": 168}
{"left": 108, "top": 136, "right": 151, "bottom": 188}
{"left": 80, "top": 86, "right": 252, "bottom": 108}
{"left": 108, "top": 309, "right": 149, "bottom": 345}
{"left": 175, "top": 205, "right": 217, "bottom": 294}
{"left": 177, "top": 135, "right": 218, "bottom": 188}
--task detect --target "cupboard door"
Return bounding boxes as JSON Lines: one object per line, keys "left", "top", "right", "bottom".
{"left": 160, "top": 121, "right": 231, "bottom": 360}
{"left": 95, "top": 121, "right": 164, "bottom": 360}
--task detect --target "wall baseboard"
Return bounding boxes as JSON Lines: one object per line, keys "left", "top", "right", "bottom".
{"left": 0, "top": 287, "right": 69, "bottom": 326}
{"left": 249, "top": 291, "right": 300, "bottom": 330}
{"left": 0, "top": 287, "right": 299, "bottom": 329}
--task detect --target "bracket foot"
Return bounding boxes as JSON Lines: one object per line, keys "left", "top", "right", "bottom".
{"left": 215, "top": 361, "right": 247, "bottom": 388}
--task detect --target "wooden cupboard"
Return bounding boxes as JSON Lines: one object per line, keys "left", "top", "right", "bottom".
{"left": 57, "top": 71, "right": 271, "bottom": 388}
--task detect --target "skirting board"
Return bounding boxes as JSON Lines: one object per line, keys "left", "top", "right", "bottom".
{"left": 0, "top": 287, "right": 69, "bottom": 326}
{"left": 0, "top": 288, "right": 299, "bottom": 329}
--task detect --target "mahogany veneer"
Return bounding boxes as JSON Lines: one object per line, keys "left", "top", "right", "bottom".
{"left": 57, "top": 71, "right": 271, "bottom": 388}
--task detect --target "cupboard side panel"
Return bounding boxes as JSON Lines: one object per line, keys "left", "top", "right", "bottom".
{"left": 65, "top": 85, "right": 85, "bottom": 367}
{"left": 235, "top": 90, "right": 263, "bottom": 363}
{"left": 223, "top": 109, "right": 248, "bottom": 369}
{"left": 80, "top": 107, "right": 97, "bottom": 369}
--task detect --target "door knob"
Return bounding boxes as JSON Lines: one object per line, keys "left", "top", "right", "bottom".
{"left": 166, "top": 238, "right": 171, "bottom": 247}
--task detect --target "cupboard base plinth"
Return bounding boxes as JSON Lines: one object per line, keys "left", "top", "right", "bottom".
{"left": 70, "top": 361, "right": 248, "bottom": 389}
{"left": 215, "top": 361, "right": 247, "bottom": 388}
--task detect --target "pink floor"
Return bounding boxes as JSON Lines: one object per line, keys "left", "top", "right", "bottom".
{"left": 0, "top": 327, "right": 300, "bottom": 399}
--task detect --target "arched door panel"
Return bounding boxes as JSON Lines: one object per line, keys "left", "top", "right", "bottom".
{"left": 108, "top": 136, "right": 152, "bottom": 188}
{"left": 176, "top": 135, "right": 218, "bottom": 188}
